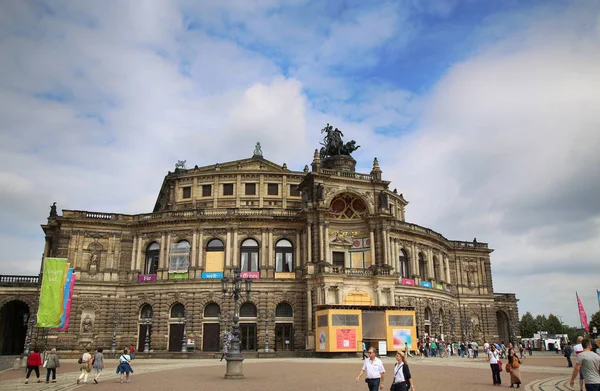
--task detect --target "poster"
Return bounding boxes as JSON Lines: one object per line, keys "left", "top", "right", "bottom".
{"left": 336, "top": 328, "right": 356, "bottom": 350}
{"left": 319, "top": 330, "right": 326, "bottom": 350}
{"left": 392, "top": 328, "right": 413, "bottom": 349}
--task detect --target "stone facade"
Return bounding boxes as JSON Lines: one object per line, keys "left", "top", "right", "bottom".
{"left": 0, "top": 147, "right": 518, "bottom": 354}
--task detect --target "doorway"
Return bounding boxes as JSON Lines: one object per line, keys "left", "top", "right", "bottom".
{"left": 275, "top": 323, "right": 293, "bottom": 351}
{"left": 240, "top": 323, "right": 256, "bottom": 351}
{"left": 169, "top": 323, "right": 184, "bottom": 352}
{"left": 0, "top": 300, "right": 29, "bottom": 355}
{"left": 137, "top": 324, "right": 152, "bottom": 353}
{"left": 202, "top": 323, "right": 220, "bottom": 352}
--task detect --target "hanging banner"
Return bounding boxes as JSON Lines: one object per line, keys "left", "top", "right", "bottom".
{"left": 576, "top": 292, "right": 589, "bottom": 332}
{"left": 56, "top": 271, "right": 76, "bottom": 330}
{"left": 37, "top": 258, "right": 69, "bottom": 328}
{"left": 54, "top": 268, "right": 72, "bottom": 329}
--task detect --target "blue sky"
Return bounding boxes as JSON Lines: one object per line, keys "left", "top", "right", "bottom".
{"left": 1, "top": 0, "right": 599, "bottom": 326}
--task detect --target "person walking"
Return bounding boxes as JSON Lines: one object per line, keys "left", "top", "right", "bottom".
{"left": 44, "top": 348, "right": 60, "bottom": 383}
{"left": 574, "top": 336, "right": 585, "bottom": 391}
{"left": 570, "top": 338, "right": 600, "bottom": 391}
{"left": 92, "top": 347, "right": 104, "bottom": 384}
{"left": 507, "top": 347, "right": 522, "bottom": 388}
{"left": 77, "top": 347, "right": 92, "bottom": 385}
{"left": 116, "top": 348, "right": 133, "bottom": 383}
{"left": 404, "top": 342, "right": 412, "bottom": 358}
{"left": 24, "top": 347, "right": 42, "bottom": 384}
{"left": 488, "top": 344, "right": 501, "bottom": 386}
{"left": 564, "top": 343, "right": 573, "bottom": 368}
{"left": 362, "top": 341, "right": 368, "bottom": 360}
{"left": 220, "top": 341, "right": 229, "bottom": 361}
{"left": 391, "top": 350, "right": 415, "bottom": 391}
{"left": 356, "top": 347, "right": 386, "bottom": 391}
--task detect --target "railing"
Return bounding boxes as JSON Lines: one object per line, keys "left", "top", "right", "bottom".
{"left": 319, "top": 168, "right": 373, "bottom": 180}
{"left": 0, "top": 275, "right": 39, "bottom": 284}
{"left": 450, "top": 240, "right": 489, "bottom": 249}
{"left": 391, "top": 221, "right": 489, "bottom": 249}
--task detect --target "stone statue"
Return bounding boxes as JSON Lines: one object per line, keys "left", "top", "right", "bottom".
{"left": 378, "top": 191, "right": 389, "bottom": 209}
{"left": 253, "top": 142, "right": 263, "bottom": 157}
{"left": 175, "top": 160, "right": 187, "bottom": 170}
{"left": 49, "top": 202, "right": 58, "bottom": 218}
{"left": 81, "top": 315, "right": 93, "bottom": 333}
{"left": 319, "top": 123, "right": 358, "bottom": 159}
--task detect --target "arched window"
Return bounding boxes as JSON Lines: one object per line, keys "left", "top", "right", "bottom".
{"left": 399, "top": 249, "right": 409, "bottom": 278}
{"left": 240, "top": 239, "right": 259, "bottom": 272}
{"left": 239, "top": 302, "right": 257, "bottom": 317}
{"left": 276, "top": 303, "right": 293, "bottom": 318}
{"left": 433, "top": 256, "right": 439, "bottom": 281}
{"left": 144, "top": 242, "right": 160, "bottom": 275}
{"left": 140, "top": 304, "right": 153, "bottom": 319}
{"left": 170, "top": 303, "right": 185, "bottom": 318}
{"left": 204, "top": 303, "right": 220, "bottom": 318}
{"left": 424, "top": 307, "right": 431, "bottom": 321}
{"left": 169, "top": 240, "right": 190, "bottom": 273}
{"left": 275, "top": 239, "right": 293, "bottom": 272}
{"left": 418, "top": 252, "right": 426, "bottom": 280}
{"left": 439, "top": 309, "right": 444, "bottom": 336}
{"left": 205, "top": 239, "right": 225, "bottom": 274}
{"left": 424, "top": 307, "right": 432, "bottom": 336}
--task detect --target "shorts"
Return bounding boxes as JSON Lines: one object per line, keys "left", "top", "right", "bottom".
{"left": 93, "top": 368, "right": 103, "bottom": 375}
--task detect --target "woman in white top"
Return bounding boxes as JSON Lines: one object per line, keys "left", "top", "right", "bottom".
{"left": 488, "top": 344, "right": 501, "bottom": 385}
{"left": 391, "top": 350, "right": 415, "bottom": 391}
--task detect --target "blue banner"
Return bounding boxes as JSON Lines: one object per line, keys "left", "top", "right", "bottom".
{"left": 202, "top": 272, "right": 223, "bottom": 279}
{"left": 421, "top": 281, "right": 432, "bottom": 288}
{"left": 55, "top": 268, "right": 73, "bottom": 329}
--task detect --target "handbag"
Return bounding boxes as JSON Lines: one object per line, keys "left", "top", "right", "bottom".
{"left": 497, "top": 359, "right": 503, "bottom": 372}
{"left": 505, "top": 363, "right": 512, "bottom": 373}
{"left": 43, "top": 360, "right": 48, "bottom": 368}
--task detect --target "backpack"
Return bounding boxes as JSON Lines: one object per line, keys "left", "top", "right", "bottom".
{"left": 77, "top": 355, "right": 83, "bottom": 364}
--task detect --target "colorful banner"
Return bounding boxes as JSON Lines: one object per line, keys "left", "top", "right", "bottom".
{"left": 240, "top": 271, "right": 260, "bottom": 279}
{"left": 169, "top": 273, "right": 189, "bottom": 280}
{"left": 201, "top": 272, "right": 223, "bottom": 279}
{"left": 435, "top": 283, "right": 444, "bottom": 290}
{"left": 421, "top": 281, "right": 432, "bottom": 288}
{"left": 54, "top": 268, "right": 73, "bottom": 329}
{"left": 576, "top": 292, "right": 589, "bottom": 332}
{"left": 597, "top": 290, "right": 599, "bottom": 309}
{"left": 37, "top": 258, "right": 69, "bottom": 328}
{"left": 138, "top": 274, "right": 157, "bottom": 282}
{"left": 56, "top": 273, "right": 76, "bottom": 330}
{"left": 402, "top": 278, "right": 415, "bottom": 286}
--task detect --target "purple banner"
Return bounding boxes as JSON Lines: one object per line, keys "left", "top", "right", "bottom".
{"left": 240, "top": 271, "right": 260, "bottom": 279}
{"left": 402, "top": 278, "right": 415, "bottom": 286}
{"left": 138, "top": 274, "right": 157, "bottom": 282}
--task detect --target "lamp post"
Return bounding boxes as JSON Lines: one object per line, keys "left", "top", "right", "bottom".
{"left": 221, "top": 268, "right": 252, "bottom": 379}
{"left": 143, "top": 319, "right": 152, "bottom": 353}
{"left": 431, "top": 315, "right": 440, "bottom": 340}
{"left": 264, "top": 309, "right": 275, "bottom": 353}
{"left": 180, "top": 309, "right": 188, "bottom": 353}
{"left": 111, "top": 312, "right": 123, "bottom": 353}
{"left": 449, "top": 314, "right": 455, "bottom": 343}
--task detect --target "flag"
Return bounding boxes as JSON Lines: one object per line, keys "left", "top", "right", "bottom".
{"left": 37, "top": 258, "right": 69, "bottom": 328}
{"left": 56, "top": 273, "right": 76, "bottom": 330}
{"left": 55, "top": 269, "right": 74, "bottom": 330}
{"left": 576, "top": 292, "right": 589, "bottom": 332}
{"left": 597, "top": 289, "right": 600, "bottom": 309}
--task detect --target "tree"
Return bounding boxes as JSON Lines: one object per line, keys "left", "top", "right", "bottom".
{"left": 534, "top": 314, "right": 548, "bottom": 333}
{"left": 519, "top": 312, "right": 537, "bottom": 338}
{"left": 547, "top": 314, "right": 563, "bottom": 334}
{"left": 589, "top": 310, "right": 600, "bottom": 337}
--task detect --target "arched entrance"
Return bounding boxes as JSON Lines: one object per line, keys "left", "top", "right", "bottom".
{"left": 496, "top": 311, "right": 510, "bottom": 344}
{"left": 0, "top": 300, "right": 29, "bottom": 355}
{"left": 202, "top": 303, "right": 220, "bottom": 352}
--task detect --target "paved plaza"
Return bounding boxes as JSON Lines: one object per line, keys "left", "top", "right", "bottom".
{"left": 0, "top": 353, "right": 578, "bottom": 391}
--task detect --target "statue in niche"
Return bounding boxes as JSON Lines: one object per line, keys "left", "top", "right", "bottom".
{"left": 81, "top": 315, "right": 93, "bottom": 333}
{"left": 89, "top": 253, "right": 99, "bottom": 275}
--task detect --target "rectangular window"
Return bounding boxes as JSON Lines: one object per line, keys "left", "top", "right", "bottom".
{"left": 332, "top": 251, "right": 345, "bottom": 267}
{"left": 276, "top": 252, "right": 294, "bottom": 272}
{"left": 289, "top": 184, "right": 300, "bottom": 197}
{"left": 241, "top": 251, "right": 259, "bottom": 272}
{"left": 202, "top": 184, "right": 212, "bottom": 197}
{"left": 317, "top": 315, "right": 328, "bottom": 327}
{"left": 332, "top": 314, "right": 359, "bottom": 326}
{"left": 182, "top": 187, "right": 191, "bottom": 199}
{"left": 223, "top": 183, "right": 234, "bottom": 196}
{"left": 267, "top": 183, "right": 278, "bottom": 196}
{"left": 388, "top": 315, "right": 414, "bottom": 327}
{"left": 169, "top": 246, "right": 190, "bottom": 273}
{"left": 245, "top": 183, "right": 256, "bottom": 195}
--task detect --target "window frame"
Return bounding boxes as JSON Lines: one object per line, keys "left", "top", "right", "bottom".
{"left": 202, "top": 184, "right": 212, "bottom": 197}
{"left": 182, "top": 186, "right": 192, "bottom": 199}
{"left": 245, "top": 183, "right": 256, "bottom": 196}
{"left": 267, "top": 183, "right": 279, "bottom": 196}
{"left": 144, "top": 242, "right": 160, "bottom": 275}
{"left": 289, "top": 184, "right": 300, "bottom": 197}
{"left": 223, "top": 183, "right": 234, "bottom": 196}
{"left": 240, "top": 238, "right": 259, "bottom": 272}
{"left": 275, "top": 239, "right": 294, "bottom": 272}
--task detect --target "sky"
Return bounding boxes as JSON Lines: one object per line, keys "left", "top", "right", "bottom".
{"left": 1, "top": 0, "right": 599, "bottom": 327}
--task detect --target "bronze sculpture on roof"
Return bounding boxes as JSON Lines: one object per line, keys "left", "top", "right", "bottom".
{"left": 319, "top": 123, "right": 360, "bottom": 160}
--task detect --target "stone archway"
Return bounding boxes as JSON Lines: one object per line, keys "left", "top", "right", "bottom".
{"left": 0, "top": 300, "right": 29, "bottom": 355}
{"left": 496, "top": 311, "right": 510, "bottom": 344}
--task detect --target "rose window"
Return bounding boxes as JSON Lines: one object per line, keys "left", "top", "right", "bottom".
{"left": 329, "top": 194, "right": 368, "bottom": 220}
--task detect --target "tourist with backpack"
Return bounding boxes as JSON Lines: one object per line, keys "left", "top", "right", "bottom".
{"left": 76, "top": 347, "right": 92, "bottom": 385}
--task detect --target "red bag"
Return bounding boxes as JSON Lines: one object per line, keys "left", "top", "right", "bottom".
{"left": 497, "top": 360, "right": 503, "bottom": 372}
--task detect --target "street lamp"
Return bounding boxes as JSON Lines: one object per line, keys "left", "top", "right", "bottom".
{"left": 23, "top": 312, "right": 36, "bottom": 356}
{"left": 180, "top": 309, "right": 188, "bottom": 353}
{"left": 431, "top": 315, "right": 440, "bottom": 339}
{"left": 264, "top": 309, "right": 275, "bottom": 353}
{"left": 143, "top": 319, "right": 152, "bottom": 353}
{"left": 461, "top": 317, "right": 473, "bottom": 341}
{"left": 221, "top": 268, "right": 252, "bottom": 379}
{"left": 111, "top": 312, "right": 123, "bottom": 353}
{"left": 449, "top": 314, "right": 455, "bottom": 343}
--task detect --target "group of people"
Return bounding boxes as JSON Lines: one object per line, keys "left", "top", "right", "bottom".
{"left": 24, "top": 345, "right": 135, "bottom": 385}
{"left": 487, "top": 343, "right": 523, "bottom": 388}
{"left": 356, "top": 347, "right": 415, "bottom": 391}
{"left": 569, "top": 336, "right": 600, "bottom": 391}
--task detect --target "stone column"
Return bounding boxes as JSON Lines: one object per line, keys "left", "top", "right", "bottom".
{"left": 323, "top": 286, "right": 329, "bottom": 305}
{"left": 295, "top": 231, "right": 301, "bottom": 269}
{"left": 324, "top": 223, "right": 330, "bottom": 264}
{"left": 191, "top": 230, "right": 197, "bottom": 268}
{"left": 391, "top": 238, "right": 397, "bottom": 273}
{"left": 369, "top": 229, "right": 376, "bottom": 266}
{"left": 197, "top": 230, "right": 204, "bottom": 271}
{"left": 438, "top": 255, "right": 445, "bottom": 283}
{"left": 225, "top": 230, "right": 232, "bottom": 269}
{"left": 306, "top": 224, "right": 312, "bottom": 263}
{"left": 307, "top": 288, "right": 313, "bottom": 332}
{"left": 445, "top": 257, "right": 451, "bottom": 283}
{"left": 130, "top": 235, "right": 137, "bottom": 271}
{"left": 261, "top": 229, "right": 266, "bottom": 270}
{"left": 136, "top": 236, "right": 143, "bottom": 271}
{"left": 232, "top": 229, "right": 238, "bottom": 269}
{"left": 159, "top": 232, "right": 166, "bottom": 269}
{"left": 411, "top": 242, "right": 418, "bottom": 279}
{"left": 427, "top": 248, "right": 433, "bottom": 280}
{"left": 268, "top": 229, "right": 274, "bottom": 268}
{"left": 319, "top": 223, "right": 324, "bottom": 261}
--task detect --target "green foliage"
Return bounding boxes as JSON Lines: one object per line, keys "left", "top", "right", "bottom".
{"left": 534, "top": 314, "right": 548, "bottom": 333}
{"left": 546, "top": 314, "right": 564, "bottom": 334}
{"left": 589, "top": 310, "right": 600, "bottom": 335}
{"left": 519, "top": 312, "right": 537, "bottom": 338}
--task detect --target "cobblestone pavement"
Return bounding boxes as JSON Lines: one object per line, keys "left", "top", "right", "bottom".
{"left": 0, "top": 354, "right": 578, "bottom": 391}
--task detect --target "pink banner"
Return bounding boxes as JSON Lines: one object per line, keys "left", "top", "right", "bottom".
{"left": 138, "top": 274, "right": 157, "bottom": 282}
{"left": 57, "top": 274, "right": 76, "bottom": 331}
{"left": 577, "top": 292, "right": 589, "bottom": 332}
{"left": 240, "top": 271, "right": 260, "bottom": 279}
{"left": 402, "top": 278, "right": 415, "bottom": 286}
